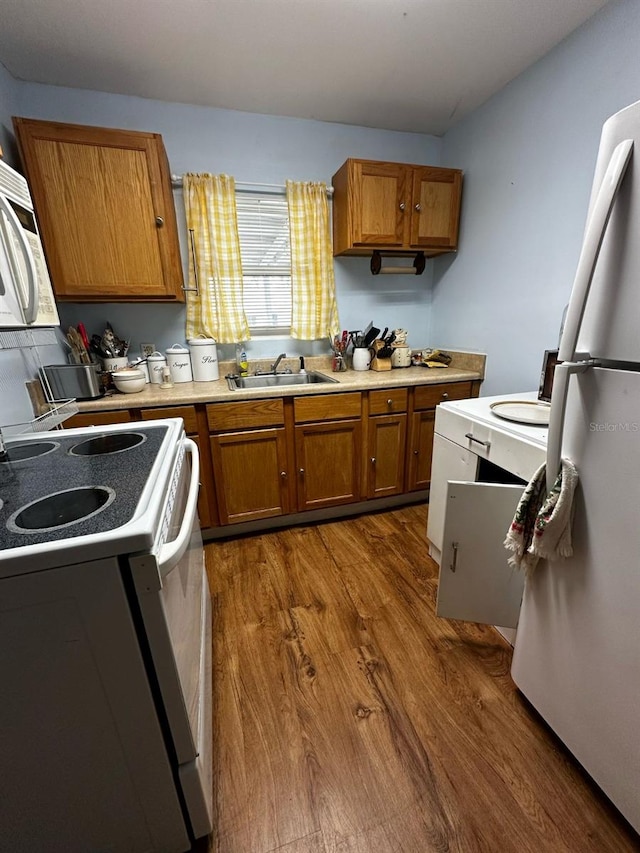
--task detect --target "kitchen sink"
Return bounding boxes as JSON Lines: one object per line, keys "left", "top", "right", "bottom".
{"left": 226, "top": 371, "right": 339, "bottom": 391}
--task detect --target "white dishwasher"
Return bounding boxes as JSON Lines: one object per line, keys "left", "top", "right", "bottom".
{"left": 426, "top": 392, "right": 547, "bottom": 643}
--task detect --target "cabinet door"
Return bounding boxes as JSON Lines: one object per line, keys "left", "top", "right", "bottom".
{"left": 295, "top": 419, "right": 361, "bottom": 511}
{"left": 407, "top": 410, "right": 435, "bottom": 492}
{"left": 409, "top": 167, "right": 462, "bottom": 250}
{"left": 426, "top": 433, "right": 478, "bottom": 557}
{"left": 367, "top": 414, "right": 406, "bottom": 498}
{"left": 436, "top": 482, "right": 525, "bottom": 629}
{"left": 351, "top": 160, "right": 407, "bottom": 247}
{"left": 211, "top": 428, "right": 289, "bottom": 524}
{"left": 13, "top": 118, "right": 184, "bottom": 302}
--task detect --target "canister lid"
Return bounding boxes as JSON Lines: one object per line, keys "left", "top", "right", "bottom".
{"left": 166, "top": 343, "right": 189, "bottom": 354}
{"left": 147, "top": 351, "right": 166, "bottom": 362}
{"left": 188, "top": 337, "right": 217, "bottom": 346}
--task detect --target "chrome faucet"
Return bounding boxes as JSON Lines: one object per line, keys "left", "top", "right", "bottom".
{"left": 270, "top": 352, "right": 287, "bottom": 374}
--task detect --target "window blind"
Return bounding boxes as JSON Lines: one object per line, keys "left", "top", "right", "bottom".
{"left": 235, "top": 192, "right": 292, "bottom": 334}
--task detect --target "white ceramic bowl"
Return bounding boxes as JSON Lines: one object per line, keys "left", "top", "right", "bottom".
{"left": 112, "top": 369, "right": 146, "bottom": 394}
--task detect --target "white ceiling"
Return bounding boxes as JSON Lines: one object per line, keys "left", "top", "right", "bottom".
{"left": 0, "top": 0, "right": 610, "bottom": 135}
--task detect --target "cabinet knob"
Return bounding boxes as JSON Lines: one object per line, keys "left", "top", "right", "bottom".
{"left": 415, "top": 203, "right": 422, "bottom": 212}
{"left": 441, "top": 392, "right": 449, "bottom": 400}
{"left": 299, "top": 468, "right": 305, "bottom": 476}
{"left": 399, "top": 202, "right": 406, "bottom": 211}
{"left": 155, "top": 216, "right": 165, "bottom": 227}
{"left": 371, "top": 457, "right": 376, "bottom": 465}
{"left": 387, "top": 398, "right": 393, "bottom": 408}
{"left": 413, "top": 449, "right": 419, "bottom": 456}
{"left": 280, "top": 471, "right": 287, "bottom": 479}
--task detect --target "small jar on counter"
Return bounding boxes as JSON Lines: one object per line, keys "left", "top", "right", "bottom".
{"left": 147, "top": 351, "right": 167, "bottom": 385}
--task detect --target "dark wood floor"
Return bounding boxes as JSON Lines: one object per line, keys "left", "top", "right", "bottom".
{"left": 200, "top": 504, "right": 638, "bottom": 853}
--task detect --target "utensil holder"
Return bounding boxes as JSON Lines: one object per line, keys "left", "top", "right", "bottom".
{"left": 370, "top": 340, "right": 392, "bottom": 371}
{"left": 370, "top": 355, "right": 392, "bottom": 371}
{"left": 101, "top": 356, "right": 129, "bottom": 373}
{"left": 352, "top": 348, "right": 371, "bottom": 371}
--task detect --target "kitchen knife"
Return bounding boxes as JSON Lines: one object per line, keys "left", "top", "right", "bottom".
{"left": 363, "top": 326, "right": 380, "bottom": 347}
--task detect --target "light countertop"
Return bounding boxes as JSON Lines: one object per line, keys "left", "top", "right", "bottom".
{"left": 76, "top": 351, "right": 486, "bottom": 412}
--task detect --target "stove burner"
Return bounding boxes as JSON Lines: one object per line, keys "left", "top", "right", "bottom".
{"left": 3, "top": 441, "right": 59, "bottom": 462}
{"left": 7, "top": 486, "right": 116, "bottom": 533}
{"left": 70, "top": 432, "right": 146, "bottom": 456}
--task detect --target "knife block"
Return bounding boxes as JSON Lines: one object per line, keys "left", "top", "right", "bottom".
{"left": 370, "top": 341, "right": 392, "bottom": 371}
{"left": 370, "top": 355, "right": 392, "bottom": 371}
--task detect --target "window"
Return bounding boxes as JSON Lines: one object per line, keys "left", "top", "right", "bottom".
{"left": 235, "top": 192, "right": 292, "bottom": 335}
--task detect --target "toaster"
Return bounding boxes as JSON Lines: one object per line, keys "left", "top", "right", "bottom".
{"left": 40, "top": 363, "right": 103, "bottom": 400}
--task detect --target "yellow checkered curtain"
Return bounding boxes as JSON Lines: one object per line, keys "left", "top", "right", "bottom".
{"left": 183, "top": 173, "right": 250, "bottom": 343}
{"left": 286, "top": 180, "right": 340, "bottom": 340}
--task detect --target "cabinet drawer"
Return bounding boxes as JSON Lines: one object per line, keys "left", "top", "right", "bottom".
{"left": 64, "top": 410, "right": 133, "bottom": 428}
{"left": 414, "top": 381, "right": 473, "bottom": 411}
{"left": 294, "top": 392, "right": 361, "bottom": 423}
{"left": 207, "top": 399, "right": 284, "bottom": 431}
{"left": 369, "top": 388, "right": 408, "bottom": 415}
{"left": 141, "top": 405, "right": 198, "bottom": 434}
{"left": 435, "top": 406, "right": 546, "bottom": 482}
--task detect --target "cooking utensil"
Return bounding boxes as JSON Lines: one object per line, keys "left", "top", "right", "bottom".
{"left": 379, "top": 327, "right": 388, "bottom": 341}
{"left": 363, "top": 326, "right": 380, "bottom": 347}
{"left": 77, "top": 322, "right": 91, "bottom": 352}
{"left": 67, "top": 326, "right": 91, "bottom": 364}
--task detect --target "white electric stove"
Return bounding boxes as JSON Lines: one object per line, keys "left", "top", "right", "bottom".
{"left": 0, "top": 419, "right": 212, "bottom": 853}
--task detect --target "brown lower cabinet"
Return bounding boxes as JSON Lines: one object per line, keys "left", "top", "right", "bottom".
{"left": 211, "top": 427, "right": 290, "bottom": 525}
{"left": 367, "top": 388, "right": 408, "bottom": 498}
{"left": 66, "top": 378, "right": 479, "bottom": 530}
{"left": 406, "top": 380, "right": 474, "bottom": 492}
{"left": 295, "top": 419, "right": 362, "bottom": 511}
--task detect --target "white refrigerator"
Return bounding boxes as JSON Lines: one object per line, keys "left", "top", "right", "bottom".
{"left": 511, "top": 100, "right": 640, "bottom": 832}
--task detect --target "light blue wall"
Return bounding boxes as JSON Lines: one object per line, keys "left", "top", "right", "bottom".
{"left": 0, "top": 61, "right": 18, "bottom": 165}
{"left": 11, "top": 83, "right": 442, "bottom": 361}
{"left": 435, "top": 0, "right": 640, "bottom": 395}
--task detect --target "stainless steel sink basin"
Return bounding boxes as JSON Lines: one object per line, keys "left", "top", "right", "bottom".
{"left": 226, "top": 371, "right": 339, "bottom": 391}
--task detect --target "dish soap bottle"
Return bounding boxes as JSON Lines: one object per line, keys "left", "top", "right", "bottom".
{"left": 235, "top": 343, "right": 249, "bottom": 377}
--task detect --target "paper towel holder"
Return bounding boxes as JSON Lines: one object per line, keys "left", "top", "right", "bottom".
{"left": 370, "top": 250, "right": 426, "bottom": 276}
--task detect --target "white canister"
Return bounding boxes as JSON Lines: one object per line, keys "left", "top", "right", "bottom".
{"left": 352, "top": 347, "right": 371, "bottom": 371}
{"left": 391, "top": 346, "right": 411, "bottom": 368}
{"left": 166, "top": 344, "right": 193, "bottom": 383}
{"left": 188, "top": 337, "right": 219, "bottom": 381}
{"left": 147, "top": 351, "right": 167, "bottom": 385}
{"left": 101, "top": 356, "right": 129, "bottom": 373}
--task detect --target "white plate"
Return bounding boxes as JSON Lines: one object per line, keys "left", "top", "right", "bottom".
{"left": 490, "top": 400, "right": 551, "bottom": 425}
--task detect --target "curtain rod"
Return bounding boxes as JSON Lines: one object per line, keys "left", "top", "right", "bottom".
{"left": 171, "top": 173, "right": 333, "bottom": 196}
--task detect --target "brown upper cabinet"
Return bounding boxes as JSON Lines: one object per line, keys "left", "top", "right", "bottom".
{"left": 331, "top": 158, "right": 463, "bottom": 257}
{"left": 13, "top": 117, "right": 184, "bottom": 302}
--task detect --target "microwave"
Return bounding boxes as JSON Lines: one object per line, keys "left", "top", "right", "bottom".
{"left": 0, "top": 159, "right": 59, "bottom": 328}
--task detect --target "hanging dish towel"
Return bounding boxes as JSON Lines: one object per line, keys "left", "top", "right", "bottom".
{"left": 504, "top": 459, "right": 579, "bottom": 575}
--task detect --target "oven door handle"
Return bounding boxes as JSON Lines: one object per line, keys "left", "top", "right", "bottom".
{"left": 158, "top": 437, "right": 200, "bottom": 577}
